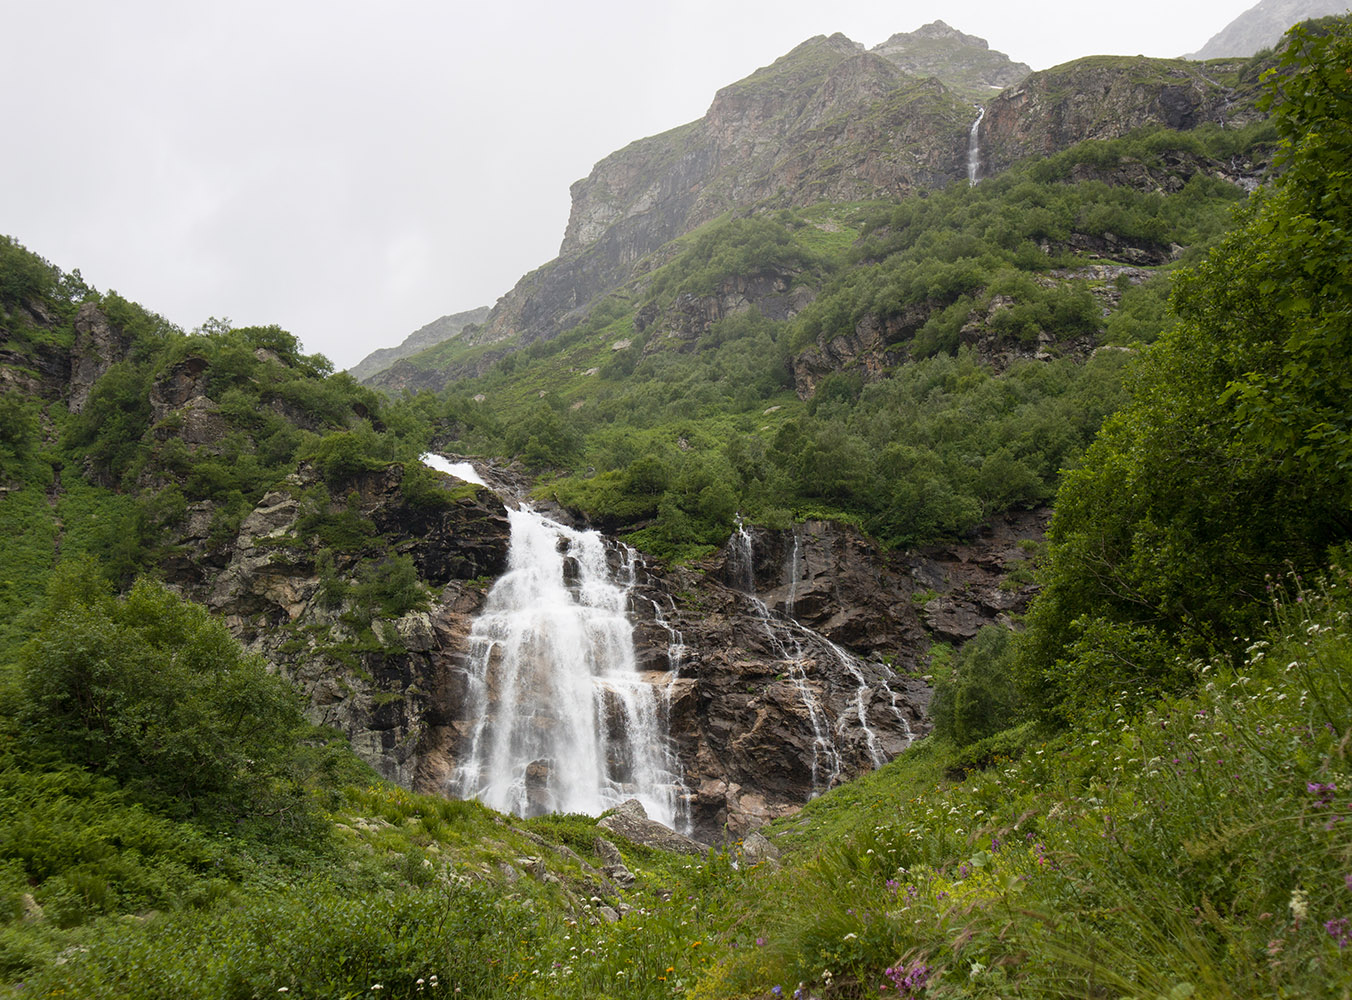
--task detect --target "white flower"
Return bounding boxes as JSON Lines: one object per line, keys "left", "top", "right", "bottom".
{"left": 1290, "top": 889, "right": 1309, "bottom": 921}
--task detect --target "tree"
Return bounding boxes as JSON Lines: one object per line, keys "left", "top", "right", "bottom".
{"left": 19, "top": 562, "right": 312, "bottom": 823}
{"left": 1015, "top": 17, "right": 1352, "bottom": 723}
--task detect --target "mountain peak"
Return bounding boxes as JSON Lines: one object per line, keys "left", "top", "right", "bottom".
{"left": 870, "top": 22, "right": 1030, "bottom": 100}
{"left": 1186, "top": 0, "right": 1348, "bottom": 58}
{"left": 908, "top": 20, "right": 989, "bottom": 49}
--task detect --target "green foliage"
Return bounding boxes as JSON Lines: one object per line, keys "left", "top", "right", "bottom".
{"left": 18, "top": 563, "right": 313, "bottom": 825}
{"left": 20, "top": 880, "right": 539, "bottom": 998}
{"left": 351, "top": 554, "right": 427, "bottom": 619}
{"left": 707, "top": 576, "right": 1352, "bottom": 1000}
{"left": 929, "top": 626, "right": 1020, "bottom": 747}
{"left": 1017, "top": 18, "right": 1352, "bottom": 722}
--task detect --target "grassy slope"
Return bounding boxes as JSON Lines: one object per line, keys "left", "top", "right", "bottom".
{"left": 5, "top": 574, "right": 1347, "bottom": 998}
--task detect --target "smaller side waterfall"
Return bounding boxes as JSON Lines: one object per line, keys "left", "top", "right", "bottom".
{"left": 730, "top": 521, "right": 842, "bottom": 792}
{"left": 727, "top": 521, "right": 917, "bottom": 786}
{"left": 967, "top": 106, "right": 985, "bottom": 186}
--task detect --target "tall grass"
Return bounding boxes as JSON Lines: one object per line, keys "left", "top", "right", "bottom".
{"left": 706, "top": 570, "right": 1352, "bottom": 998}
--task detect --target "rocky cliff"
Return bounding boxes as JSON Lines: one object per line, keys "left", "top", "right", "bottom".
{"left": 976, "top": 55, "right": 1267, "bottom": 177}
{"left": 187, "top": 453, "right": 1040, "bottom": 842}
{"left": 870, "top": 20, "right": 1031, "bottom": 101}
{"left": 364, "top": 32, "right": 979, "bottom": 392}
{"left": 366, "top": 33, "right": 1271, "bottom": 398}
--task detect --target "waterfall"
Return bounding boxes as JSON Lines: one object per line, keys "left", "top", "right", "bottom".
{"left": 729, "top": 521, "right": 843, "bottom": 792}
{"left": 424, "top": 456, "right": 687, "bottom": 830}
{"left": 730, "top": 521, "right": 912, "bottom": 783}
{"left": 967, "top": 106, "right": 985, "bottom": 186}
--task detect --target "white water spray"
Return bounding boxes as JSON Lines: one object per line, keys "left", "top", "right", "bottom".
{"left": 967, "top": 106, "right": 985, "bottom": 186}
{"left": 729, "top": 521, "right": 842, "bottom": 792}
{"left": 730, "top": 521, "right": 914, "bottom": 781}
{"left": 420, "top": 453, "right": 488, "bottom": 487}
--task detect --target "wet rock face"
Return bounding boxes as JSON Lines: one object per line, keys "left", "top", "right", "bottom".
{"left": 639, "top": 512, "right": 1043, "bottom": 840}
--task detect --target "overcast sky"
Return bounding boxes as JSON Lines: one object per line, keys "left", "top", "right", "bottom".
{"left": 1, "top": 0, "right": 1261, "bottom": 370}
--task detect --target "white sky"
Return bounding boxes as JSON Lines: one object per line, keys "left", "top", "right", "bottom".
{"left": 0, "top": 0, "right": 1261, "bottom": 370}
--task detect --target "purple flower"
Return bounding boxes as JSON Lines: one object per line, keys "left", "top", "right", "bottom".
{"left": 772, "top": 987, "right": 783, "bottom": 997}
{"left": 756, "top": 937, "right": 766, "bottom": 947}
{"left": 1326, "top": 917, "right": 1350, "bottom": 949}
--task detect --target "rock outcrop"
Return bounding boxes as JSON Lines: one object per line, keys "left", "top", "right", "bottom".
{"left": 870, "top": 20, "right": 1031, "bottom": 101}
{"left": 68, "top": 302, "right": 131, "bottom": 414}
{"left": 976, "top": 55, "right": 1268, "bottom": 178}
{"left": 194, "top": 459, "right": 1042, "bottom": 843}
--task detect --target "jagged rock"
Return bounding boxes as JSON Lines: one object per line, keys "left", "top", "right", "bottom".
{"left": 978, "top": 56, "right": 1269, "bottom": 178}
{"left": 870, "top": 20, "right": 1031, "bottom": 101}
{"left": 594, "top": 837, "right": 624, "bottom": 866}
{"left": 598, "top": 799, "right": 709, "bottom": 857}
{"left": 68, "top": 303, "right": 130, "bottom": 414}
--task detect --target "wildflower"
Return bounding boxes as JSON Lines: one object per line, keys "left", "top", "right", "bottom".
{"left": 1326, "top": 917, "right": 1351, "bottom": 949}
{"left": 756, "top": 937, "right": 766, "bottom": 946}
{"left": 1291, "top": 889, "right": 1310, "bottom": 922}
{"left": 773, "top": 988, "right": 783, "bottom": 998}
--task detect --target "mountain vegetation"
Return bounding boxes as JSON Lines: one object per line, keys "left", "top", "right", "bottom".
{"left": 0, "top": 14, "right": 1348, "bottom": 1000}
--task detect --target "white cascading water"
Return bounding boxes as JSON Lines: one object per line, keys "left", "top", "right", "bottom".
{"left": 422, "top": 455, "right": 687, "bottom": 830}
{"left": 967, "top": 106, "right": 985, "bottom": 186}
{"left": 421, "top": 452, "right": 489, "bottom": 487}
{"left": 730, "top": 520, "right": 842, "bottom": 792}
{"left": 734, "top": 520, "right": 914, "bottom": 779}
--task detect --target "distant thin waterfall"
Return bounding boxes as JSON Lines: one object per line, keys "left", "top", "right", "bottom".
{"left": 424, "top": 456, "right": 687, "bottom": 830}
{"left": 967, "top": 106, "right": 985, "bottom": 186}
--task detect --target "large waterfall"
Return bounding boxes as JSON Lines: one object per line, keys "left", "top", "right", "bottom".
{"left": 428, "top": 456, "right": 687, "bottom": 830}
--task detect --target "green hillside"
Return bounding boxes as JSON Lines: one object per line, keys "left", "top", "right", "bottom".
{"left": 0, "top": 16, "right": 1347, "bottom": 1000}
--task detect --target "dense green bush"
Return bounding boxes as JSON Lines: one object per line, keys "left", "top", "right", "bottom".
{"left": 929, "top": 626, "right": 1020, "bottom": 747}
{"left": 18, "top": 562, "right": 313, "bottom": 825}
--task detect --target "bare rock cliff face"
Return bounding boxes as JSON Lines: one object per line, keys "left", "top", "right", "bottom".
{"left": 197, "top": 461, "right": 1041, "bottom": 842}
